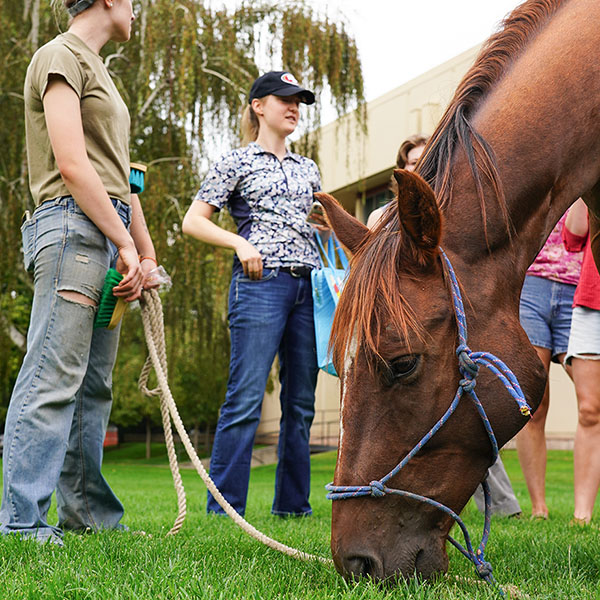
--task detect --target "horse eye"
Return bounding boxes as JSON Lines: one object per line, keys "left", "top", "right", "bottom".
{"left": 382, "top": 355, "right": 420, "bottom": 385}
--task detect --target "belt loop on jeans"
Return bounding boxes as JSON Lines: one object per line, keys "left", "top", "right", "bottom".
{"left": 110, "top": 197, "right": 131, "bottom": 229}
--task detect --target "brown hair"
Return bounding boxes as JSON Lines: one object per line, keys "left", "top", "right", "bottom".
{"left": 240, "top": 105, "right": 260, "bottom": 145}
{"left": 389, "top": 134, "right": 429, "bottom": 195}
{"left": 396, "top": 134, "right": 429, "bottom": 169}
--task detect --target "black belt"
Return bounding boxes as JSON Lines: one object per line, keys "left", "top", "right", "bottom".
{"left": 278, "top": 265, "right": 313, "bottom": 278}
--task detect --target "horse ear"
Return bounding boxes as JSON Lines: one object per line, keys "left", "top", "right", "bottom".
{"left": 314, "top": 191, "right": 370, "bottom": 254}
{"left": 393, "top": 169, "right": 442, "bottom": 258}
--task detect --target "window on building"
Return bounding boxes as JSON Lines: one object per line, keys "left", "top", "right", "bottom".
{"left": 363, "top": 185, "right": 394, "bottom": 223}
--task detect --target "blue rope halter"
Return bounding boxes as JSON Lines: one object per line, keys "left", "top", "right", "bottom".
{"left": 326, "top": 248, "right": 531, "bottom": 594}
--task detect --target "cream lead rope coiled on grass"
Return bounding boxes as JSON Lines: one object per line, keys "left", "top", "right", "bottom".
{"left": 138, "top": 288, "right": 331, "bottom": 562}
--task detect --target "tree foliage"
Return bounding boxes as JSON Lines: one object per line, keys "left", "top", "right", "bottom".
{"left": 0, "top": 0, "right": 365, "bottom": 433}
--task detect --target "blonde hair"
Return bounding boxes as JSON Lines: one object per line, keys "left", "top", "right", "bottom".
{"left": 52, "top": 0, "right": 96, "bottom": 17}
{"left": 240, "top": 105, "right": 260, "bottom": 145}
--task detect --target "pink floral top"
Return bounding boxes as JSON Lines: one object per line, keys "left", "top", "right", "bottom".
{"left": 526, "top": 212, "right": 583, "bottom": 286}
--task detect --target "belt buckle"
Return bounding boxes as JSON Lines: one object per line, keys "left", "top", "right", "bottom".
{"left": 289, "top": 265, "right": 301, "bottom": 278}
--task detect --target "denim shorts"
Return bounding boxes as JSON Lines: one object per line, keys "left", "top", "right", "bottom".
{"left": 519, "top": 275, "right": 576, "bottom": 362}
{"left": 565, "top": 306, "right": 600, "bottom": 364}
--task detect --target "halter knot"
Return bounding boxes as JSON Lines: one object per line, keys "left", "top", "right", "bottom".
{"left": 369, "top": 481, "right": 386, "bottom": 498}
{"left": 459, "top": 377, "right": 477, "bottom": 392}
{"left": 457, "top": 345, "right": 479, "bottom": 377}
{"left": 476, "top": 560, "right": 493, "bottom": 579}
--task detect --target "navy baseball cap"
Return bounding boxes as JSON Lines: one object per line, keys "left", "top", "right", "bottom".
{"left": 248, "top": 71, "right": 315, "bottom": 105}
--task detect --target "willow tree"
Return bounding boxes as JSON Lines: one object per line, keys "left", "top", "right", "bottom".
{"left": 0, "top": 0, "right": 58, "bottom": 422}
{"left": 0, "top": 0, "right": 365, "bottom": 436}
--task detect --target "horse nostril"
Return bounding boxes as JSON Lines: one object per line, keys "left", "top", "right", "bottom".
{"left": 414, "top": 548, "right": 425, "bottom": 572}
{"left": 343, "top": 555, "right": 376, "bottom": 579}
{"left": 414, "top": 545, "right": 446, "bottom": 580}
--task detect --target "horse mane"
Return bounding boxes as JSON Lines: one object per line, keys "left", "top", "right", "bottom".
{"left": 418, "top": 0, "right": 566, "bottom": 240}
{"left": 330, "top": 226, "right": 429, "bottom": 370}
{"left": 331, "top": 0, "right": 567, "bottom": 366}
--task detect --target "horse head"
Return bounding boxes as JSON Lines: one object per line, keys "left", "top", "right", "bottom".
{"left": 315, "top": 171, "right": 541, "bottom": 582}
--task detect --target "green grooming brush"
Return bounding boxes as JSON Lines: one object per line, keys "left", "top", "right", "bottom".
{"left": 94, "top": 268, "right": 128, "bottom": 330}
{"left": 129, "top": 162, "right": 147, "bottom": 194}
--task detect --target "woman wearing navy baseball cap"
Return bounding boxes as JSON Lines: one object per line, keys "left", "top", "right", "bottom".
{"left": 248, "top": 71, "right": 315, "bottom": 105}
{"left": 183, "top": 71, "right": 325, "bottom": 518}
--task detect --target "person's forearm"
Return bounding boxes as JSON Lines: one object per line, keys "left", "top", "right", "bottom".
{"left": 43, "top": 79, "right": 142, "bottom": 298}
{"left": 61, "top": 160, "right": 135, "bottom": 251}
{"left": 565, "top": 198, "right": 589, "bottom": 237}
{"left": 183, "top": 200, "right": 262, "bottom": 278}
{"left": 129, "top": 193, "right": 156, "bottom": 259}
{"left": 182, "top": 209, "right": 244, "bottom": 251}
{"left": 317, "top": 227, "right": 331, "bottom": 243}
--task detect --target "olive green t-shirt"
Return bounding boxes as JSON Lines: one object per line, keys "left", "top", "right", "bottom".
{"left": 24, "top": 32, "right": 131, "bottom": 207}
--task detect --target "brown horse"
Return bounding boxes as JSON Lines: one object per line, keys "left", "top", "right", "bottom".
{"left": 315, "top": 0, "right": 600, "bottom": 583}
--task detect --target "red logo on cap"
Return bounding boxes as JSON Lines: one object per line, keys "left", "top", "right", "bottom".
{"left": 281, "top": 73, "right": 298, "bottom": 85}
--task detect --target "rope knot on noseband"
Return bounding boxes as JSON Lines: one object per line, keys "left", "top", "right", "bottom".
{"left": 457, "top": 345, "right": 479, "bottom": 377}
{"left": 457, "top": 346, "right": 479, "bottom": 392}
{"left": 476, "top": 560, "right": 494, "bottom": 580}
{"left": 369, "top": 481, "right": 386, "bottom": 497}
{"left": 459, "top": 377, "right": 477, "bottom": 392}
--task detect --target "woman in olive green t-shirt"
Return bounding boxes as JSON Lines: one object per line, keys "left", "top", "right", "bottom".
{"left": 0, "top": 0, "right": 157, "bottom": 544}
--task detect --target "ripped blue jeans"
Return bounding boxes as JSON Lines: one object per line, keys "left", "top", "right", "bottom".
{"left": 0, "top": 196, "right": 130, "bottom": 541}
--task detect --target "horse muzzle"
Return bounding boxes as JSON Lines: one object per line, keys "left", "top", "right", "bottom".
{"left": 332, "top": 527, "right": 449, "bottom": 583}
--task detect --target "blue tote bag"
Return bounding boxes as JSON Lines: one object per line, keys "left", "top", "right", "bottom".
{"left": 311, "top": 232, "right": 349, "bottom": 376}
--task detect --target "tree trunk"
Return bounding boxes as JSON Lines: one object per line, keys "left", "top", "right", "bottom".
{"left": 25, "top": 0, "right": 41, "bottom": 53}
{"left": 192, "top": 420, "right": 199, "bottom": 453}
{"left": 7, "top": 322, "right": 26, "bottom": 352}
{"left": 204, "top": 422, "right": 211, "bottom": 457}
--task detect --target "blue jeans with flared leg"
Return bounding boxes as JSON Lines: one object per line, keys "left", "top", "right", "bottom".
{"left": 207, "top": 268, "right": 318, "bottom": 517}
{"left": 0, "top": 196, "right": 130, "bottom": 541}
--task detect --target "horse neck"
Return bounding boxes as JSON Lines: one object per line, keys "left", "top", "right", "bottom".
{"left": 440, "top": 0, "right": 600, "bottom": 296}
{"left": 440, "top": 164, "right": 567, "bottom": 289}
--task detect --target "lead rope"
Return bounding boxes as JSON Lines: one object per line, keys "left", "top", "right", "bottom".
{"left": 138, "top": 289, "right": 186, "bottom": 536}
{"left": 137, "top": 287, "right": 529, "bottom": 598}
{"left": 138, "top": 288, "right": 330, "bottom": 562}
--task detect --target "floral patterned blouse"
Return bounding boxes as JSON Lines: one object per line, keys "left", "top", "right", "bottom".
{"left": 194, "top": 142, "right": 321, "bottom": 273}
{"left": 526, "top": 211, "right": 583, "bottom": 286}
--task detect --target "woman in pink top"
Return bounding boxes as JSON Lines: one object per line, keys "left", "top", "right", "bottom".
{"left": 516, "top": 209, "right": 583, "bottom": 519}
{"left": 563, "top": 198, "right": 600, "bottom": 525}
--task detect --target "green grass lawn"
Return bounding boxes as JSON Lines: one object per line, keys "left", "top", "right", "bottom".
{"left": 1, "top": 448, "right": 600, "bottom": 599}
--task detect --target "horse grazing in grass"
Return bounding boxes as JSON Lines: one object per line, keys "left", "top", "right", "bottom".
{"left": 315, "top": 0, "right": 600, "bottom": 584}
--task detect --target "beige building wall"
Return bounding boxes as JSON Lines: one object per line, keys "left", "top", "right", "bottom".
{"left": 545, "top": 364, "right": 577, "bottom": 445}
{"left": 318, "top": 45, "right": 484, "bottom": 216}
{"left": 258, "top": 368, "right": 341, "bottom": 447}
{"left": 258, "top": 44, "right": 578, "bottom": 445}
